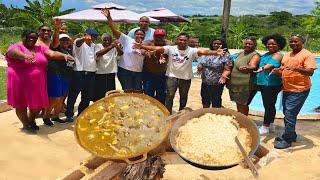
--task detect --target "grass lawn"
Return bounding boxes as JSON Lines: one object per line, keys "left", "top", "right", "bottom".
{"left": 0, "top": 67, "right": 6, "bottom": 100}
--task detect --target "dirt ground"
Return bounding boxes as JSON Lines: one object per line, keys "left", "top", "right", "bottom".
{"left": 0, "top": 78, "right": 320, "bottom": 180}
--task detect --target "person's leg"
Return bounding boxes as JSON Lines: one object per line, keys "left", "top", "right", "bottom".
{"left": 143, "top": 71, "right": 156, "bottom": 97}
{"left": 28, "top": 108, "right": 41, "bottom": 125}
{"left": 155, "top": 74, "right": 167, "bottom": 105}
{"left": 165, "top": 77, "right": 178, "bottom": 114}
{"left": 261, "top": 85, "right": 281, "bottom": 126}
{"left": 178, "top": 79, "right": 191, "bottom": 111}
{"left": 201, "top": 83, "right": 211, "bottom": 108}
{"left": 133, "top": 71, "right": 143, "bottom": 92}
{"left": 237, "top": 103, "right": 249, "bottom": 116}
{"left": 117, "top": 67, "right": 133, "bottom": 90}
{"left": 93, "top": 74, "right": 107, "bottom": 101}
{"left": 78, "top": 72, "right": 95, "bottom": 116}
{"left": 106, "top": 73, "right": 116, "bottom": 92}
{"left": 282, "top": 91, "right": 309, "bottom": 142}
{"left": 66, "top": 72, "right": 82, "bottom": 119}
{"left": 211, "top": 84, "right": 224, "bottom": 108}
{"left": 15, "top": 108, "right": 28, "bottom": 127}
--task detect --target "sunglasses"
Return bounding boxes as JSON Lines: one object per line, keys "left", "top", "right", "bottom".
{"left": 40, "top": 29, "right": 52, "bottom": 33}
{"left": 26, "top": 36, "right": 38, "bottom": 41}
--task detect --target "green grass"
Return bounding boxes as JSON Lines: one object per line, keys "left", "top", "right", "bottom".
{"left": 0, "top": 67, "right": 6, "bottom": 100}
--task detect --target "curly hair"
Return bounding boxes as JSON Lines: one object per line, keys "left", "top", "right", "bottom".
{"left": 262, "top": 34, "right": 287, "bottom": 50}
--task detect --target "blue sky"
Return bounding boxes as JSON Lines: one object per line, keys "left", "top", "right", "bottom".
{"left": 1, "top": 0, "right": 318, "bottom": 16}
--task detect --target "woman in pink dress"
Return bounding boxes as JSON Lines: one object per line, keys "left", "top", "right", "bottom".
{"left": 5, "top": 30, "right": 74, "bottom": 134}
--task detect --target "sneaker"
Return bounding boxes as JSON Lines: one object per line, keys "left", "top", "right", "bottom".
{"left": 30, "top": 121, "right": 40, "bottom": 130}
{"left": 274, "top": 139, "right": 291, "bottom": 149}
{"left": 269, "top": 123, "right": 275, "bottom": 132}
{"left": 275, "top": 136, "right": 297, "bottom": 142}
{"left": 65, "top": 116, "right": 74, "bottom": 123}
{"left": 52, "top": 117, "right": 67, "bottom": 123}
{"left": 43, "top": 118, "right": 54, "bottom": 126}
{"left": 259, "top": 126, "right": 270, "bottom": 135}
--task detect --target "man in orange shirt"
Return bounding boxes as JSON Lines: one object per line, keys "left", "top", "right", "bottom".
{"left": 271, "top": 34, "right": 317, "bottom": 149}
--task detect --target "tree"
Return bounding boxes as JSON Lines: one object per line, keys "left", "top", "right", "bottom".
{"left": 11, "top": 0, "right": 75, "bottom": 29}
{"left": 0, "top": 3, "right": 15, "bottom": 28}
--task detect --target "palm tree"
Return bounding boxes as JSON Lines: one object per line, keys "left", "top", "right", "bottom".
{"left": 11, "top": 0, "right": 74, "bottom": 29}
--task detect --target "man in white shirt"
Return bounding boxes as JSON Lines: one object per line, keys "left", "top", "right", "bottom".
{"left": 133, "top": 33, "right": 225, "bottom": 114}
{"left": 127, "top": 16, "right": 155, "bottom": 41}
{"left": 65, "top": 28, "right": 98, "bottom": 121}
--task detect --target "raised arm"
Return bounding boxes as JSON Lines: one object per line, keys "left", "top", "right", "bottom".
{"left": 101, "top": 8, "right": 121, "bottom": 39}
{"left": 50, "top": 19, "right": 61, "bottom": 49}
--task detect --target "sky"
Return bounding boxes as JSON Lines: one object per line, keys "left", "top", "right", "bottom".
{"left": 1, "top": 0, "right": 318, "bottom": 16}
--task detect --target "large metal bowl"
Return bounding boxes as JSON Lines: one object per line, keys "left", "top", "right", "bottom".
{"left": 170, "top": 108, "right": 260, "bottom": 170}
{"left": 75, "top": 91, "right": 171, "bottom": 164}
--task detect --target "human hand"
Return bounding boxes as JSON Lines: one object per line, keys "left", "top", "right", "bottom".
{"left": 218, "top": 74, "right": 229, "bottom": 84}
{"left": 24, "top": 53, "right": 35, "bottom": 63}
{"left": 64, "top": 54, "right": 75, "bottom": 61}
{"left": 84, "top": 34, "right": 92, "bottom": 41}
{"left": 238, "top": 66, "right": 249, "bottom": 72}
{"left": 145, "top": 50, "right": 156, "bottom": 58}
{"left": 159, "top": 54, "right": 167, "bottom": 64}
{"left": 112, "top": 40, "right": 121, "bottom": 48}
{"left": 53, "top": 18, "right": 62, "bottom": 30}
{"left": 101, "top": 8, "right": 110, "bottom": 18}
{"left": 253, "top": 67, "right": 264, "bottom": 73}
{"left": 197, "top": 64, "right": 203, "bottom": 74}
{"left": 216, "top": 45, "right": 226, "bottom": 56}
{"left": 132, "top": 42, "right": 142, "bottom": 49}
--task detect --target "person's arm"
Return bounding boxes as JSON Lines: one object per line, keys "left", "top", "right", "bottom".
{"left": 45, "top": 49, "right": 74, "bottom": 61}
{"left": 6, "top": 47, "right": 34, "bottom": 62}
{"left": 238, "top": 54, "right": 260, "bottom": 73}
{"left": 254, "top": 53, "right": 282, "bottom": 73}
{"left": 218, "top": 65, "right": 232, "bottom": 84}
{"left": 133, "top": 43, "right": 165, "bottom": 54}
{"left": 113, "top": 40, "right": 123, "bottom": 56}
{"left": 197, "top": 47, "right": 225, "bottom": 56}
{"left": 50, "top": 19, "right": 61, "bottom": 49}
{"left": 284, "top": 66, "right": 315, "bottom": 76}
{"left": 101, "top": 8, "right": 121, "bottom": 39}
{"left": 96, "top": 44, "right": 116, "bottom": 58}
{"left": 75, "top": 37, "right": 86, "bottom": 47}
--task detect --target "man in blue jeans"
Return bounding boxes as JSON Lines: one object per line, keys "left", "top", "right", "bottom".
{"left": 65, "top": 28, "right": 98, "bottom": 122}
{"left": 142, "top": 29, "right": 170, "bottom": 104}
{"left": 271, "top": 34, "right": 317, "bottom": 149}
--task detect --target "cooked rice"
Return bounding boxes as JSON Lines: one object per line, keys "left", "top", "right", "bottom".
{"left": 176, "top": 113, "right": 252, "bottom": 166}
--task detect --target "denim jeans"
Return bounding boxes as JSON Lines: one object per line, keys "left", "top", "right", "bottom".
{"left": 260, "top": 85, "right": 282, "bottom": 125}
{"left": 201, "top": 83, "right": 224, "bottom": 108}
{"left": 65, "top": 71, "right": 95, "bottom": 118}
{"left": 165, "top": 77, "right": 191, "bottom": 114}
{"left": 143, "top": 71, "right": 166, "bottom": 105}
{"left": 117, "top": 67, "right": 142, "bottom": 91}
{"left": 282, "top": 90, "right": 309, "bottom": 142}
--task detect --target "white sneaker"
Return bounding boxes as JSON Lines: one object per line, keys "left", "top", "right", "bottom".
{"left": 259, "top": 126, "right": 270, "bottom": 135}
{"left": 269, "top": 123, "right": 275, "bottom": 132}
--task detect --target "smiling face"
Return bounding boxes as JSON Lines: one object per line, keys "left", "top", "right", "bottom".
{"left": 23, "top": 32, "right": 38, "bottom": 49}
{"left": 102, "top": 35, "right": 112, "bottom": 47}
{"left": 266, "top": 39, "right": 280, "bottom": 53}
{"left": 211, "top": 40, "right": 222, "bottom": 50}
{"left": 289, "top": 36, "right": 304, "bottom": 52}
{"left": 134, "top": 30, "right": 145, "bottom": 43}
{"left": 60, "top": 37, "right": 70, "bottom": 49}
{"left": 243, "top": 39, "right": 256, "bottom": 53}
{"left": 177, "top": 35, "right": 189, "bottom": 50}
{"left": 139, "top": 16, "right": 150, "bottom": 31}
{"left": 38, "top": 25, "right": 52, "bottom": 40}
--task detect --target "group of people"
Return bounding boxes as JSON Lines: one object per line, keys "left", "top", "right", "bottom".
{"left": 5, "top": 8, "right": 317, "bottom": 150}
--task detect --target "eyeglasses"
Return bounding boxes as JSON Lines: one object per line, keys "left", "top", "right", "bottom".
{"left": 26, "top": 36, "right": 38, "bottom": 41}
{"left": 40, "top": 29, "right": 52, "bottom": 33}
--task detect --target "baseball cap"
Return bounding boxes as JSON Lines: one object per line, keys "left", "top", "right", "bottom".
{"left": 85, "top": 28, "right": 99, "bottom": 36}
{"left": 154, "top": 29, "right": 166, "bottom": 36}
{"left": 59, "top": 33, "right": 71, "bottom": 40}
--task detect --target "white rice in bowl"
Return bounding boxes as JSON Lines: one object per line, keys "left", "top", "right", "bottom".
{"left": 175, "top": 113, "right": 252, "bottom": 166}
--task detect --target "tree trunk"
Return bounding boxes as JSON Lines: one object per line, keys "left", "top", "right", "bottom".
{"left": 221, "top": 0, "right": 232, "bottom": 41}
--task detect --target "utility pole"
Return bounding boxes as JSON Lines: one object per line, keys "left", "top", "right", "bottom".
{"left": 221, "top": 0, "right": 231, "bottom": 41}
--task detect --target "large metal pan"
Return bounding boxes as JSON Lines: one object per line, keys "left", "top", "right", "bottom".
{"left": 170, "top": 108, "right": 260, "bottom": 170}
{"left": 75, "top": 90, "right": 171, "bottom": 164}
